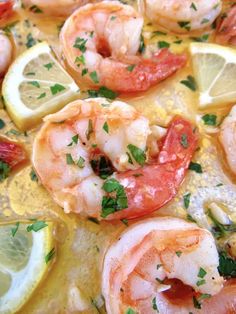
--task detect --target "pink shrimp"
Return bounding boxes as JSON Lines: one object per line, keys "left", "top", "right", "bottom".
{"left": 60, "top": 1, "right": 186, "bottom": 93}
{"left": 32, "top": 98, "right": 198, "bottom": 220}
{"left": 216, "top": 5, "right": 236, "bottom": 45}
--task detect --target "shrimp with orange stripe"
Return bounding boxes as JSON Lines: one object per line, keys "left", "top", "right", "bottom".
{"left": 60, "top": 1, "right": 186, "bottom": 93}
{"left": 32, "top": 98, "right": 198, "bottom": 220}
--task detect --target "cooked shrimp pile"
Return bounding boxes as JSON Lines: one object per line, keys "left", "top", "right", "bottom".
{"left": 32, "top": 98, "right": 198, "bottom": 220}
{"left": 60, "top": 1, "right": 186, "bottom": 92}
{"left": 103, "top": 217, "right": 236, "bottom": 314}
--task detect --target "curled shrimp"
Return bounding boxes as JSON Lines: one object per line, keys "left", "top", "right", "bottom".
{"left": 0, "top": 31, "right": 12, "bottom": 77}
{"left": 101, "top": 217, "right": 236, "bottom": 314}
{"left": 219, "top": 105, "right": 236, "bottom": 175}
{"left": 216, "top": 4, "right": 236, "bottom": 46}
{"left": 144, "top": 0, "right": 222, "bottom": 33}
{"left": 32, "top": 98, "right": 198, "bottom": 220}
{"left": 60, "top": 1, "right": 186, "bottom": 93}
{"left": 22, "top": 0, "right": 94, "bottom": 16}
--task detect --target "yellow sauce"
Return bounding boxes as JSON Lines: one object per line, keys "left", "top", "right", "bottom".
{"left": 0, "top": 1, "right": 235, "bottom": 313}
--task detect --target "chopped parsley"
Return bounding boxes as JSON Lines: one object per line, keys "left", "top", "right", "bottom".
{"left": 183, "top": 192, "right": 191, "bottom": 209}
{"left": 126, "top": 64, "right": 136, "bottom": 72}
{"left": 103, "top": 121, "right": 109, "bottom": 133}
{"left": 196, "top": 279, "right": 206, "bottom": 286}
{"left": 189, "top": 162, "right": 203, "bottom": 173}
{"left": 11, "top": 222, "right": 20, "bottom": 237}
{"left": 0, "top": 161, "right": 10, "bottom": 182}
{"left": 66, "top": 153, "right": 74, "bottom": 165}
{"left": 30, "top": 168, "right": 38, "bottom": 182}
{"left": 180, "top": 75, "right": 197, "bottom": 91}
{"left": 174, "top": 39, "right": 182, "bottom": 44}
{"left": 198, "top": 267, "right": 207, "bottom": 278}
{"left": 45, "top": 247, "right": 56, "bottom": 264}
{"left": 156, "top": 264, "right": 163, "bottom": 270}
{"left": 73, "top": 37, "right": 87, "bottom": 52}
{"left": 180, "top": 133, "right": 189, "bottom": 148}
{"left": 127, "top": 144, "right": 146, "bottom": 166}
{"left": 201, "top": 18, "right": 209, "bottom": 24}
{"left": 50, "top": 83, "right": 66, "bottom": 95}
{"left": 0, "top": 119, "right": 5, "bottom": 129}
{"left": 121, "top": 218, "right": 128, "bottom": 226}
{"left": 218, "top": 251, "right": 236, "bottom": 278}
{"left": 28, "top": 81, "right": 40, "bottom": 88}
{"left": 139, "top": 34, "right": 145, "bottom": 53}
{"left": 176, "top": 251, "right": 182, "bottom": 257}
{"left": 125, "top": 308, "right": 136, "bottom": 314}
{"left": 68, "top": 134, "right": 79, "bottom": 146}
{"left": 190, "top": 2, "right": 197, "bottom": 11}
{"left": 158, "top": 41, "right": 170, "bottom": 49}
{"left": 86, "top": 119, "right": 93, "bottom": 140}
{"left": 152, "top": 30, "right": 167, "bottom": 36}
{"left": 190, "top": 34, "right": 209, "bottom": 42}
{"left": 77, "top": 156, "right": 85, "bottom": 168}
{"left": 101, "top": 178, "right": 128, "bottom": 218}
{"left": 87, "top": 86, "right": 118, "bottom": 100}
{"left": 110, "top": 16, "right": 116, "bottom": 20}
{"left": 90, "top": 71, "right": 99, "bottom": 84}
{"left": 152, "top": 297, "right": 159, "bottom": 312}
{"left": 208, "top": 209, "right": 236, "bottom": 239}
{"left": 82, "top": 68, "right": 88, "bottom": 76}
{"left": 44, "top": 62, "right": 54, "bottom": 70}
{"left": 75, "top": 55, "right": 85, "bottom": 66}
{"left": 26, "top": 33, "right": 36, "bottom": 48}
{"left": 187, "top": 214, "right": 196, "bottom": 223}
{"left": 202, "top": 114, "right": 217, "bottom": 126}
{"left": 29, "top": 5, "right": 43, "bottom": 13}
{"left": 27, "top": 220, "right": 48, "bottom": 232}
{"left": 37, "top": 92, "right": 46, "bottom": 99}
{"left": 177, "top": 21, "right": 191, "bottom": 31}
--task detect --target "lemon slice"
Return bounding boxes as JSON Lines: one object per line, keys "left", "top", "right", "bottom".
{"left": 2, "top": 42, "right": 79, "bottom": 130}
{"left": 190, "top": 43, "right": 236, "bottom": 107}
{"left": 0, "top": 221, "right": 54, "bottom": 313}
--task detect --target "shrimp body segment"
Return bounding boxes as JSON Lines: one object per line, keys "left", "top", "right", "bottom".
{"left": 33, "top": 99, "right": 198, "bottom": 220}
{"left": 145, "top": 0, "right": 222, "bottom": 33}
{"left": 216, "top": 5, "right": 236, "bottom": 46}
{"left": 22, "top": 0, "right": 92, "bottom": 16}
{"left": 60, "top": 1, "right": 186, "bottom": 92}
{"left": 220, "top": 105, "right": 236, "bottom": 174}
{"left": 0, "top": 32, "right": 12, "bottom": 77}
{"left": 102, "top": 217, "right": 225, "bottom": 314}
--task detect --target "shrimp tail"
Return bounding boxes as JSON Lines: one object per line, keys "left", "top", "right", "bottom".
{"left": 103, "top": 49, "right": 187, "bottom": 92}
{"left": 110, "top": 117, "right": 198, "bottom": 220}
{"left": 0, "top": 140, "right": 27, "bottom": 168}
{"left": 216, "top": 5, "right": 236, "bottom": 45}
{"left": 0, "top": 0, "right": 13, "bottom": 23}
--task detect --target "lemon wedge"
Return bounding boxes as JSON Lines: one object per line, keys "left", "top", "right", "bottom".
{"left": 190, "top": 43, "right": 236, "bottom": 107}
{"left": 0, "top": 221, "right": 55, "bottom": 313}
{"left": 2, "top": 42, "right": 79, "bottom": 130}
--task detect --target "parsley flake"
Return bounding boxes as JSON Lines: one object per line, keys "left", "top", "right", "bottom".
{"left": 198, "top": 267, "right": 207, "bottom": 278}
{"left": 86, "top": 119, "right": 93, "bottom": 140}
{"left": 190, "top": 2, "right": 197, "bottom": 11}
{"left": 45, "top": 247, "right": 56, "bottom": 264}
{"left": 125, "top": 308, "right": 136, "bottom": 314}
{"left": 0, "top": 119, "right": 5, "bottom": 129}
{"left": 11, "top": 222, "right": 20, "bottom": 237}
{"left": 0, "top": 161, "right": 10, "bottom": 182}
{"left": 180, "top": 75, "right": 197, "bottom": 91}
{"left": 77, "top": 156, "right": 85, "bottom": 168}
{"left": 44, "top": 62, "right": 54, "bottom": 70}
{"left": 180, "top": 133, "right": 189, "bottom": 148}
{"left": 68, "top": 134, "right": 79, "bottom": 146}
{"left": 139, "top": 34, "right": 145, "bottom": 53}
{"left": 202, "top": 114, "right": 217, "bottom": 126}
{"left": 152, "top": 297, "right": 159, "bottom": 312}
{"left": 178, "top": 21, "right": 191, "bottom": 31}
{"left": 50, "top": 83, "right": 66, "bottom": 95}
{"left": 73, "top": 37, "right": 87, "bottom": 52}
{"left": 127, "top": 144, "right": 146, "bottom": 166}
{"left": 90, "top": 71, "right": 99, "bottom": 83}
{"left": 28, "top": 81, "right": 40, "bottom": 88}
{"left": 27, "top": 220, "right": 48, "bottom": 232}
{"left": 176, "top": 251, "right": 182, "bottom": 257}
{"left": 66, "top": 153, "right": 74, "bottom": 165}
{"left": 127, "top": 64, "right": 136, "bottom": 72}
{"left": 218, "top": 251, "right": 236, "bottom": 277}
{"left": 201, "top": 18, "right": 209, "bottom": 24}
{"left": 158, "top": 41, "right": 170, "bottom": 49}
{"left": 183, "top": 192, "right": 191, "bottom": 209}
{"left": 103, "top": 121, "right": 109, "bottom": 133}
{"left": 30, "top": 168, "right": 38, "bottom": 182}
{"left": 37, "top": 92, "right": 46, "bottom": 99}
{"left": 189, "top": 162, "right": 203, "bottom": 173}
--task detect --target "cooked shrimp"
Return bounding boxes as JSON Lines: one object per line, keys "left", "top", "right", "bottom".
{"left": 22, "top": 0, "right": 94, "bottom": 16}
{"left": 219, "top": 105, "right": 236, "bottom": 174}
{"left": 0, "top": 0, "right": 13, "bottom": 23}
{"left": 216, "top": 5, "right": 236, "bottom": 45}
{"left": 101, "top": 217, "right": 235, "bottom": 314}
{"left": 60, "top": 1, "right": 186, "bottom": 93}
{"left": 144, "top": 0, "right": 222, "bottom": 33}
{"left": 33, "top": 98, "right": 198, "bottom": 220}
{"left": 0, "top": 31, "right": 12, "bottom": 77}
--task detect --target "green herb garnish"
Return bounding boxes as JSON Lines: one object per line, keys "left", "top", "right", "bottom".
{"left": 180, "top": 75, "right": 197, "bottom": 91}
{"left": 189, "top": 162, "right": 203, "bottom": 173}
{"left": 127, "top": 144, "right": 146, "bottom": 166}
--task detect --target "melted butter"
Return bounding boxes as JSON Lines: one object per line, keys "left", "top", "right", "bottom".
{"left": 0, "top": 1, "right": 235, "bottom": 313}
